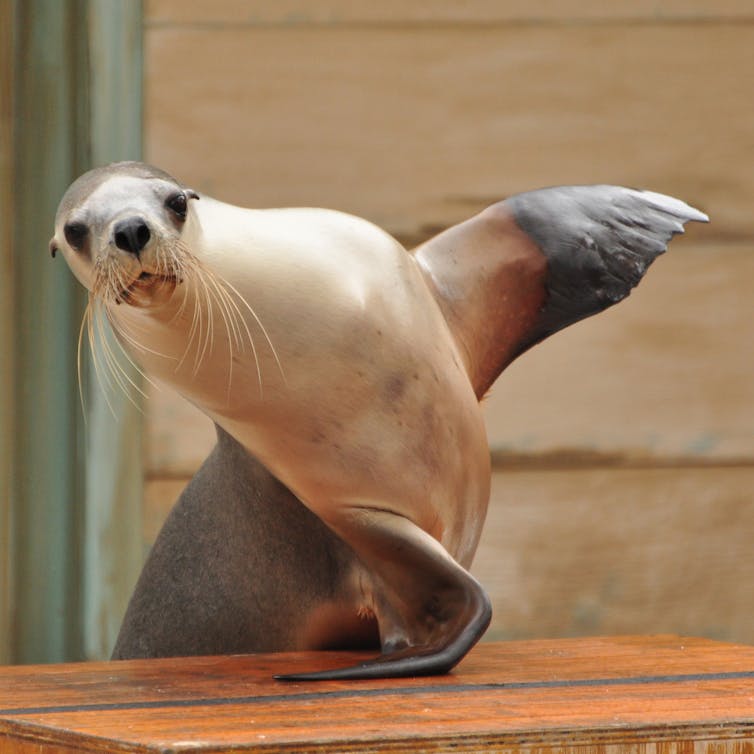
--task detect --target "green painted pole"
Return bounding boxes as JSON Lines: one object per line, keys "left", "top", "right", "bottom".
{"left": 0, "top": 0, "right": 15, "bottom": 666}
{"left": 12, "top": 0, "right": 90, "bottom": 662}
{"left": 8, "top": 0, "right": 144, "bottom": 663}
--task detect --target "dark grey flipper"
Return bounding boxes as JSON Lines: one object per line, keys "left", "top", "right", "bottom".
{"left": 507, "top": 185, "right": 709, "bottom": 352}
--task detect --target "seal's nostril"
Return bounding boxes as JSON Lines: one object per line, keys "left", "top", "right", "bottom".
{"left": 114, "top": 217, "right": 151, "bottom": 255}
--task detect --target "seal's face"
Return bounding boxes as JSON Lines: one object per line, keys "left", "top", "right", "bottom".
{"left": 50, "top": 161, "right": 199, "bottom": 308}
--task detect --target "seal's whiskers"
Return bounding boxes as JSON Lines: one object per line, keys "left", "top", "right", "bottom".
{"left": 201, "top": 272, "right": 241, "bottom": 399}
{"left": 218, "top": 274, "right": 287, "bottom": 388}
{"left": 79, "top": 297, "right": 149, "bottom": 417}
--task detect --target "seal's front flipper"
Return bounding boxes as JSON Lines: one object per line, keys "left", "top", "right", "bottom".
{"left": 275, "top": 508, "right": 491, "bottom": 681}
{"left": 506, "top": 186, "right": 708, "bottom": 350}
{"left": 414, "top": 186, "right": 708, "bottom": 398}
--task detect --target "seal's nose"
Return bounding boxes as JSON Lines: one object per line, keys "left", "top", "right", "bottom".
{"left": 113, "top": 217, "right": 151, "bottom": 256}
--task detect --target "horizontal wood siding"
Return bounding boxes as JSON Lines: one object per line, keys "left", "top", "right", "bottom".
{"left": 146, "top": 1, "right": 754, "bottom": 25}
{"left": 143, "top": 24, "right": 752, "bottom": 242}
{"left": 139, "top": 1, "right": 754, "bottom": 649}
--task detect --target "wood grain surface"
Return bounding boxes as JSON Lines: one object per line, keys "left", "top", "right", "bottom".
{"left": 142, "top": 5, "right": 754, "bottom": 465}
{"left": 2, "top": 636, "right": 754, "bottom": 752}
{"left": 144, "top": 466, "right": 754, "bottom": 648}
{"left": 143, "top": 242, "right": 754, "bottom": 475}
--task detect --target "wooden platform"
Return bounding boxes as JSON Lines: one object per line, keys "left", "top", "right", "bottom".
{"left": 2, "top": 636, "right": 754, "bottom": 753}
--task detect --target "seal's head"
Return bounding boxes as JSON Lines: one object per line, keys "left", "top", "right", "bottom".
{"left": 50, "top": 161, "right": 199, "bottom": 308}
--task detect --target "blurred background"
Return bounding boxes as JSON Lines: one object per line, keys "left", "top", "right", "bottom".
{"left": 1, "top": 0, "right": 752, "bottom": 664}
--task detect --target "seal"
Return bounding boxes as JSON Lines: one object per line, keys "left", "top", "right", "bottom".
{"left": 51, "top": 162, "right": 707, "bottom": 680}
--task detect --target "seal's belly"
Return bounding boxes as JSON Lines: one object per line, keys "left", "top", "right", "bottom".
{"left": 118, "top": 208, "right": 491, "bottom": 564}
{"left": 210, "top": 276, "right": 490, "bottom": 565}
{"left": 217, "top": 329, "right": 490, "bottom": 565}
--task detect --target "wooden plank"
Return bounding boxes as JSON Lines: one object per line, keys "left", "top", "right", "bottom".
{"left": 144, "top": 466, "right": 754, "bottom": 648}
{"left": 144, "top": 17, "right": 754, "bottom": 470}
{"left": 143, "top": 478, "right": 186, "bottom": 545}
{"left": 475, "top": 466, "right": 754, "bottom": 645}
{"left": 144, "top": 240, "right": 754, "bottom": 477}
{"left": 138, "top": 7, "right": 754, "bottom": 678}
{"left": 144, "top": 24, "right": 753, "bottom": 241}
{"left": 3, "top": 743, "right": 84, "bottom": 754}
{"left": 145, "top": 385, "right": 214, "bottom": 477}
{"left": 482, "top": 242, "right": 754, "bottom": 459}
{"left": 146, "top": 0, "right": 754, "bottom": 25}
{"left": 1, "top": 637, "right": 754, "bottom": 753}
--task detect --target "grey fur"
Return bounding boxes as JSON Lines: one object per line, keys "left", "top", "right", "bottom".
{"left": 113, "top": 427, "right": 375, "bottom": 659}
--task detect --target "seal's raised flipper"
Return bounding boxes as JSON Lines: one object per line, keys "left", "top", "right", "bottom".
{"left": 414, "top": 186, "right": 708, "bottom": 397}
{"left": 275, "top": 508, "right": 491, "bottom": 681}
{"left": 507, "top": 187, "right": 708, "bottom": 350}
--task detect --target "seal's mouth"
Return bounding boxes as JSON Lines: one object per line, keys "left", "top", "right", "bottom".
{"left": 117, "top": 271, "right": 178, "bottom": 307}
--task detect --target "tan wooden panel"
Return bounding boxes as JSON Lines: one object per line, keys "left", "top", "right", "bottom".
{"left": 146, "top": 0, "right": 754, "bottom": 25}
{"left": 142, "top": 13, "right": 754, "bottom": 672}
{"left": 144, "top": 18, "right": 753, "bottom": 472}
{"left": 144, "top": 241, "right": 753, "bottom": 476}
{"left": 483, "top": 242, "right": 754, "bottom": 459}
{"left": 144, "top": 466, "right": 754, "bottom": 645}
{"left": 145, "top": 24, "right": 753, "bottom": 240}
{"left": 143, "top": 478, "right": 186, "bottom": 544}
{"left": 145, "top": 382, "right": 214, "bottom": 477}
{"left": 474, "top": 466, "right": 754, "bottom": 645}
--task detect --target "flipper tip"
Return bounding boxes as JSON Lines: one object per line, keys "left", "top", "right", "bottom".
{"left": 635, "top": 189, "right": 709, "bottom": 224}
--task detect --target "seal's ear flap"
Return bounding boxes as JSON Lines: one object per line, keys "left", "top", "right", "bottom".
{"left": 49, "top": 238, "right": 58, "bottom": 258}
{"left": 186, "top": 189, "right": 200, "bottom": 201}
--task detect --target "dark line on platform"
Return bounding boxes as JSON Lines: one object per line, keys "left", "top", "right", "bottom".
{"left": 4, "top": 670, "right": 754, "bottom": 717}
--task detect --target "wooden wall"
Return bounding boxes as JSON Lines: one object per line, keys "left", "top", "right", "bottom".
{"left": 141, "top": 1, "right": 754, "bottom": 644}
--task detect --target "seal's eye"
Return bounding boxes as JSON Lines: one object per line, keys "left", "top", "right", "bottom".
{"left": 166, "top": 192, "right": 188, "bottom": 221}
{"left": 64, "top": 222, "right": 88, "bottom": 250}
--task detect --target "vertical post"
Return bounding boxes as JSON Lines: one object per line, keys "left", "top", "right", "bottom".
{"left": 0, "top": 0, "right": 15, "bottom": 666}
{"left": 11, "top": 0, "right": 90, "bottom": 662}
{"left": 5, "top": 0, "right": 144, "bottom": 664}
{"left": 82, "top": 0, "right": 144, "bottom": 660}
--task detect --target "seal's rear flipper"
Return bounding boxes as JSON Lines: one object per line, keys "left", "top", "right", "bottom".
{"left": 414, "top": 186, "right": 708, "bottom": 398}
{"left": 275, "top": 508, "right": 491, "bottom": 681}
